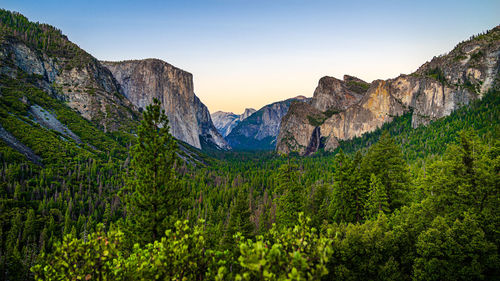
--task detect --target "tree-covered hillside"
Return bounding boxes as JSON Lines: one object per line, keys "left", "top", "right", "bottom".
{"left": 0, "top": 8, "right": 498, "bottom": 281}
{"left": 2, "top": 87, "right": 498, "bottom": 280}
{"left": 334, "top": 89, "right": 500, "bottom": 161}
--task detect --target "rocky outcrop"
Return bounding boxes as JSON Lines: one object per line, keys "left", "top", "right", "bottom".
{"left": 0, "top": 36, "right": 139, "bottom": 132}
{"left": 29, "top": 104, "right": 82, "bottom": 144}
{"left": 277, "top": 26, "right": 500, "bottom": 155}
{"left": 211, "top": 108, "right": 256, "bottom": 137}
{"left": 102, "top": 59, "right": 229, "bottom": 150}
{"left": 227, "top": 96, "right": 309, "bottom": 150}
{"left": 276, "top": 101, "right": 323, "bottom": 154}
{"left": 311, "top": 75, "right": 367, "bottom": 112}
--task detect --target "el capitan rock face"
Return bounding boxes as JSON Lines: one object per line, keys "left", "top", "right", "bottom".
{"left": 277, "top": 26, "right": 500, "bottom": 155}
{"left": 0, "top": 32, "right": 228, "bottom": 150}
{"left": 102, "top": 59, "right": 229, "bottom": 150}
{"left": 1, "top": 11, "right": 230, "bottom": 152}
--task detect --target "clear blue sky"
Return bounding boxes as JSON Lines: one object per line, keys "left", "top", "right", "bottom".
{"left": 3, "top": 0, "right": 499, "bottom": 113}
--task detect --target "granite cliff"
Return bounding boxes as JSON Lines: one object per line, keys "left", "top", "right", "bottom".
{"left": 0, "top": 10, "right": 229, "bottom": 151}
{"left": 277, "top": 26, "right": 500, "bottom": 155}
{"left": 102, "top": 59, "right": 229, "bottom": 150}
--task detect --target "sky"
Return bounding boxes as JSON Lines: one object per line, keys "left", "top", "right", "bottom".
{"left": 2, "top": 1, "right": 499, "bottom": 113}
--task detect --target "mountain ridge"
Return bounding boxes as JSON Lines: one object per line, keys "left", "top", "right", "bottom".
{"left": 276, "top": 25, "right": 500, "bottom": 155}
{"left": 226, "top": 96, "right": 310, "bottom": 150}
{"left": 0, "top": 9, "right": 228, "bottom": 152}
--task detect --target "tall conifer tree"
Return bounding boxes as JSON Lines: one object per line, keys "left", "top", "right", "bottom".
{"left": 361, "top": 131, "right": 410, "bottom": 211}
{"left": 222, "top": 186, "right": 254, "bottom": 247}
{"left": 275, "top": 160, "right": 303, "bottom": 227}
{"left": 364, "top": 174, "right": 389, "bottom": 219}
{"left": 122, "top": 98, "right": 182, "bottom": 245}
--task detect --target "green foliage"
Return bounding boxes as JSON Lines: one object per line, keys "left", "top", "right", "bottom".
{"left": 235, "top": 214, "right": 332, "bottom": 281}
{"left": 275, "top": 162, "right": 304, "bottom": 228}
{"left": 424, "top": 130, "right": 500, "bottom": 245}
{"left": 325, "top": 213, "right": 401, "bottom": 281}
{"left": 331, "top": 150, "right": 366, "bottom": 223}
{"left": 0, "top": 9, "right": 94, "bottom": 69}
{"left": 119, "top": 220, "right": 224, "bottom": 281}
{"left": 32, "top": 224, "right": 122, "bottom": 281}
{"left": 24, "top": 131, "right": 500, "bottom": 281}
{"left": 32, "top": 221, "right": 226, "bottom": 281}
{"left": 470, "top": 50, "right": 484, "bottom": 61}
{"left": 307, "top": 113, "right": 327, "bottom": 127}
{"left": 346, "top": 80, "right": 370, "bottom": 94}
{"left": 305, "top": 182, "right": 332, "bottom": 229}
{"left": 223, "top": 186, "right": 255, "bottom": 248}
{"left": 323, "top": 108, "right": 341, "bottom": 118}
{"left": 413, "top": 214, "right": 498, "bottom": 281}
{"left": 426, "top": 67, "right": 447, "bottom": 85}
{"left": 121, "top": 98, "right": 183, "bottom": 245}
{"left": 361, "top": 131, "right": 410, "bottom": 211}
{"left": 364, "top": 174, "right": 389, "bottom": 219}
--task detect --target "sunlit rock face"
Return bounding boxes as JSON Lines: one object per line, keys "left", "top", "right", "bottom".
{"left": 277, "top": 26, "right": 500, "bottom": 155}
{"left": 102, "top": 59, "right": 229, "bottom": 150}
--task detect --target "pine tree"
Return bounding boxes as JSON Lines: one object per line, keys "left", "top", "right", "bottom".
{"left": 331, "top": 150, "right": 365, "bottom": 223}
{"left": 103, "top": 202, "right": 112, "bottom": 227}
{"left": 351, "top": 151, "right": 367, "bottom": 222}
{"left": 364, "top": 174, "right": 389, "bottom": 219}
{"left": 121, "top": 98, "right": 182, "bottom": 245}
{"left": 424, "top": 130, "right": 499, "bottom": 245}
{"left": 22, "top": 209, "right": 36, "bottom": 243}
{"left": 63, "top": 207, "right": 71, "bottom": 235}
{"left": 13, "top": 183, "right": 21, "bottom": 200}
{"left": 222, "top": 187, "right": 254, "bottom": 247}
{"left": 361, "top": 131, "right": 410, "bottom": 211}
{"left": 307, "top": 183, "right": 331, "bottom": 227}
{"left": 275, "top": 161, "right": 303, "bottom": 227}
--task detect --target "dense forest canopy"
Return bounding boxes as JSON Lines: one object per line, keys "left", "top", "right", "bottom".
{"left": 2, "top": 89, "right": 498, "bottom": 280}
{"left": 0, "top": 8, "right": 499, "bottom": 281}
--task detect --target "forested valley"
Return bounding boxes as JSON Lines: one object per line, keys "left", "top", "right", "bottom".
{"left": 1, "top": 89, "right": 498, "bottom": 280}
{"left": 0, "top": 8, "right": 499, "bottom": 281}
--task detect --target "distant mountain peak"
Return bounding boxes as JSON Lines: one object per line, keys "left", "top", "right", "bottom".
{"left": 225, "top": 96, "right": 310, "bottom": 150}
{"left": 240, "top": 108, "right": 257, "bottom": 121}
